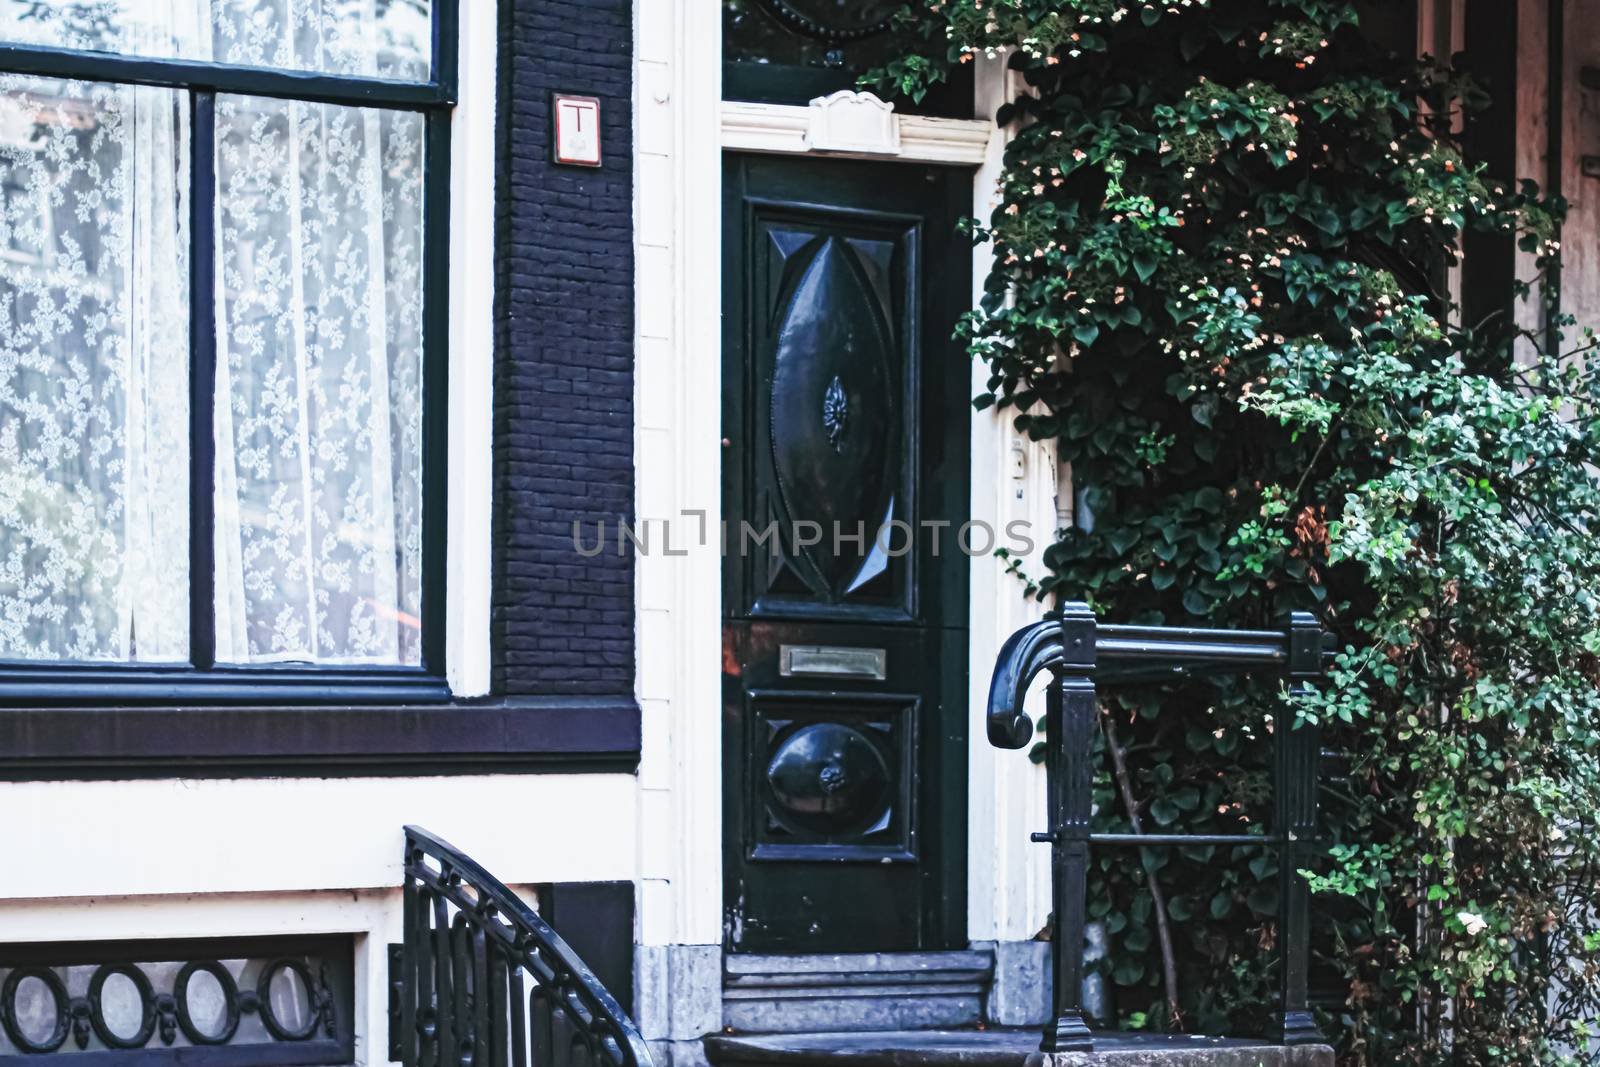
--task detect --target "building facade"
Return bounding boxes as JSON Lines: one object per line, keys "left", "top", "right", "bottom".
{"left": 0, "top": 1, "right": 1592, "bottom": 1065}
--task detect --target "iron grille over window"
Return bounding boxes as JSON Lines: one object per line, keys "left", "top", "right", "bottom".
{"left": 0, "top": 0, "right": 455, "bottom": 703}
{"left": 0, "top": 936, "right": 354, "bottom": 1067}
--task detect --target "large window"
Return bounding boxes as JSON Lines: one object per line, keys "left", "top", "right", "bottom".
{"left": 0, "top": 1, "right": 452, "bottom": 701}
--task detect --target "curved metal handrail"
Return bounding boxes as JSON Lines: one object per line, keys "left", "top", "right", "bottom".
{"left": 399, "top": 826, "right": 654, "bottom": 1067}
{"left": 985, "top": 618, "right": 1060, "bottom": 749}
{"left": 986, "top": 611, "right": 1330, "bottom": 751}
{"left": 982, "top": 603, "right": 1331, "bottom": 1051}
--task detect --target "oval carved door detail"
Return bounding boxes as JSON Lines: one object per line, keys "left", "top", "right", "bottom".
{"left": 768, "top": 235, "right": 899, "bottom": 601}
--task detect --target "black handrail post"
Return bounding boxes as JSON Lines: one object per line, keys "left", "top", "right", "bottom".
{"left": 986, "top": 606, "right": 1330, "bottom": 1050}
{"left": 1276, "top": 612, "right": 1325, "bottom": 1045}
{"left": 1042, "top": 603, "right": 1097, "bottom": 1052}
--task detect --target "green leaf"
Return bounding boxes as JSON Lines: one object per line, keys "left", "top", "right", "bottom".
{"left": 1151, "top": 798, "right": 1181, "bottom": 826}
{"left": 1108, "top": 527, "right": 1140, "bottom": 555}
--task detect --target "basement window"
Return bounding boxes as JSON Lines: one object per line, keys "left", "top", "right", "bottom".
{"left": 0, "top": 936, "right": 354, "bottom": 1066}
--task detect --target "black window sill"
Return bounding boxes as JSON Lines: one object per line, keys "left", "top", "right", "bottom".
{"left": 0, "top": 663, "right": 454, "bottom": 705}
{"left": 0, "top": 696, "right": 641, "bottom": 781}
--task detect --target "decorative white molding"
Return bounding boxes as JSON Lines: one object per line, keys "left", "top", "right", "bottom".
{"left": 964, "top": 54, "right": 1055, "bottom": 948}
{"left": 633, "top": 0, "right": 726, "bottom": 955}
{"left": 804, "top": 89, "right": 900, "bottom": 155}
{"left": 444, "top": 0, "right": 496, "bottom": 697}
{"left": 721, "top": 99, "right": 993, "bottom": 165}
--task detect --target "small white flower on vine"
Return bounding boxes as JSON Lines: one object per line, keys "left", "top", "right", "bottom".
{"left": 1459, "top": 912, "right": 1488, "bottom": 936}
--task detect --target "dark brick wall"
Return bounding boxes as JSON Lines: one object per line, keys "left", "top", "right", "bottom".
{"left": 493, "top": 0, "right": 634, "bottom": 697}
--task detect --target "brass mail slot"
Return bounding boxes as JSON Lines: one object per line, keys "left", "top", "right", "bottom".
{"left": 779, "top": 644, "right": 887, "bottom": 680}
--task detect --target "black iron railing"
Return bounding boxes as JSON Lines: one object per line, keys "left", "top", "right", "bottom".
{"left": 987, "top": 602, "right": 1328, "bottom": 1052}
{"left": 396, "top": 827, "right": 654, "bottom": 1067}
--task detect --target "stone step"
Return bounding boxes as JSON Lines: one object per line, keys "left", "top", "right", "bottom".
{"left": 722, "top": 951, "right": 996, "bottom": 1033}
{"left": 704, "top": 1029, "right": 1335, "bottom": 1067}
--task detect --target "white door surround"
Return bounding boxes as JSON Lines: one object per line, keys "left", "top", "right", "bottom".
{"left": 634, "top": 10, "right": 1059, "bottom": 1043}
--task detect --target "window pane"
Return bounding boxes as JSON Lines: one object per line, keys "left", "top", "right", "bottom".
{"left": 0, "top": 1, "right": 432, "bottom": 81}
{"left": 214, "top": 95, "right": 423, "bottom": 666}
{"left": 724, "top": 0, "right": 904, "bottom": 71}
{"left": 0, "top": 77, "right": 191, "bottom": 663}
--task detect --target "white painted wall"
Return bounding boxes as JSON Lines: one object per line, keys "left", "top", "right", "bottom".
{"left": 0, "top": 775, "right": 637, "bottom": 902}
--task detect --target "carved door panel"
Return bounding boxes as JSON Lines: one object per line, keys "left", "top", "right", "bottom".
{"left": 722, "top": 155, "right": 970, "bottom": 953}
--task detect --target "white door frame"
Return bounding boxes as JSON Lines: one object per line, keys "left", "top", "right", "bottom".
{"left": 632, "top": 11, "right": 1055, "bottom": 1036}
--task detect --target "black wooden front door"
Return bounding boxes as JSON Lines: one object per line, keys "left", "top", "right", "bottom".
{"left": 722, "top": 154, "right": 971, "bottom": 954}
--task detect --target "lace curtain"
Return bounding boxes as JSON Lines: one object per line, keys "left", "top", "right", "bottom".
{"left": 1, "top": 1, "right": 430, "bottom": 78}
{"left": 0, "top": 0, "right": 427, "bottom": 666}
{"left": 0, "top": 76, "right": 191, "bottom": 662}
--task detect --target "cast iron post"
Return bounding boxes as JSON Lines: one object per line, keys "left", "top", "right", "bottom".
{"left": 1042, "top": 602, "right": 1097, "bottom": 1051}
{"left": 1276, "top": 611, "right": 1325, "bottom": 1044}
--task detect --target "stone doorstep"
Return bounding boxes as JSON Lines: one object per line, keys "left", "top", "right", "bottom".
{"left": 1028, "top": 1047, "right": 1334, "bottom": 1067}
{"left": 725, "top": 952, "right": 997, "bottom": 979}
{"left": 722, "top": 952, "right": 996, "bottom": 1034}
{"left": 704, "top": 1030, "right": 1335, "bottom": 1067}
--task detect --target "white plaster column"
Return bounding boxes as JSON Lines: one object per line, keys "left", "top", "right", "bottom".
{"left": 632, "top": 0, "right": 726, "bottom": 1053}
{"left": 963, "top": 56, "right": 1059, "bottom": 1027}
{"left": 443, "top": 0, "right": 497, "bottom": 697}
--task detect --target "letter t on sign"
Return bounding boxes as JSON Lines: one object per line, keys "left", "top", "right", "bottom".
{"left": 552, "top": 93, "right": 602, "bottom": 167}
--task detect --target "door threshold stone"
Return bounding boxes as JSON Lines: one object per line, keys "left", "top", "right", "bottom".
{"left": 723, "top": 951, "right": 995, "bottom": 1032}
{"left": 705, "top": 1028, "right": 1334, "bottom": 1067}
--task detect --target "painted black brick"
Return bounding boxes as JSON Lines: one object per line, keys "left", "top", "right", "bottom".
{"left": 493, "top": 0, "right": 633, "bottom": 696}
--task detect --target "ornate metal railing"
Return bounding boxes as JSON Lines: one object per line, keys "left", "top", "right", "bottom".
{"left": 0, "top": 937, "right": 351, "bottom": 1065}
{"left": 396, "top": 827, "right": 654, "bottom": 1067}
{"left": 987, "top": 602, "right": 1328, "bottom": 1052}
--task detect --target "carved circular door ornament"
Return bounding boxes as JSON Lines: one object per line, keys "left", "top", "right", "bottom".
{"left": 754, "top": 0, "right": 900, "bottom": 41}
{"left": 766, "top": 721, "right": 892, "bottom": 835}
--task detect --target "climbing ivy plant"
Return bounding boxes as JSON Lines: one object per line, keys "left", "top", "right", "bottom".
{"left": 876, "top": 3, "right": 1600, "bottom": 1064}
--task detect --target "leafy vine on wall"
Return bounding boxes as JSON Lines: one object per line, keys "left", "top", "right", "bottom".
{"left": 874, "top": 2, "right": 1600, "bottom": 1063}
